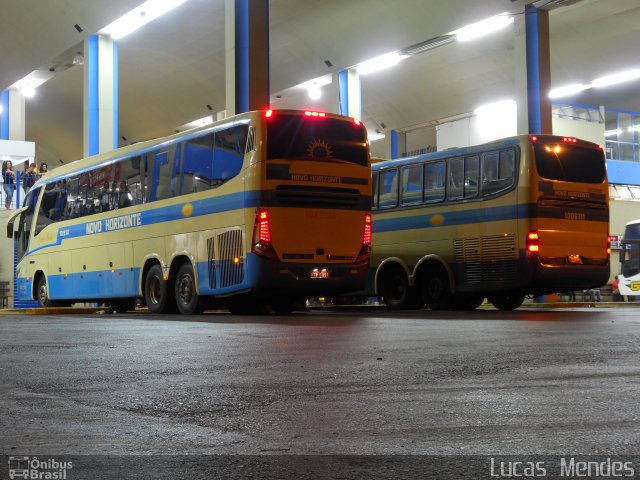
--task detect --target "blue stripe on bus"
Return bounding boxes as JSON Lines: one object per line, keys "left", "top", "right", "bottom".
{"left": 45, "top": 268, "right": 141, "bottom": 300}
{"left": 373, "top": 203, "right": 533, "bottom": 233}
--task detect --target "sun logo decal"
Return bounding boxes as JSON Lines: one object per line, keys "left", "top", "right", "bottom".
{"left": 307, "top": 139, "right": 333, "bottom": 158}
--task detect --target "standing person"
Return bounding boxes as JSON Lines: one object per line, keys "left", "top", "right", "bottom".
{"left": 22, "top": 163, "right": 38, "bottom": 193}
{"left": 38, "top": 162, "right": 48, "bottom": 177}
{"left": 2, "top": 160, "right": 16, "bottom": 209}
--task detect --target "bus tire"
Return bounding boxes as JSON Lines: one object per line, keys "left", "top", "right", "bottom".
{"left": 379, "top": 265, "right": 421, "bottom": 309}
{"left": 144, "top": 264, "right": 176, "bottom": 314}
{"left": 419, "top": 264, "right": 452, "bottom": 310}
{"left": 175, "top": 263, "right": 204, "bottom": 315}
{"left": 452, "top": 293, "right": 485, "bottom": 311}
{"left": 488, "top": 292, "right": 525, "bottom": 311}
{"left": 36, "top": 276, "right": 54, "bottom": 308}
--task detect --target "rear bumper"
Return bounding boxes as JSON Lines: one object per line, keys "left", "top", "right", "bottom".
{"left": 246, "top": 252, "right": 369, "bottom": 296}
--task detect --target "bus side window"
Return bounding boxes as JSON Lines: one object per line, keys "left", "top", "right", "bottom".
{"left": 378, "top": 169, "right": 398, "bottom": 208}
{"left": 372, "top": 172, "right": 379, "bottom": 210}
{"left": 213, "top": 125, "right": 247, "bottom": 183}
{"left": 464, "top": 155, "right": 479, "bottom": 199}
{"left": 424, "top": 161, "right": 445, "bottom": 203}
{"left": 482, "top": 150, "right": 515, "bottom": 197}
{"left": 150, "top": 150, "right": 174, "bottom": 201}
{"left": 448, "top": 158, "right": 464, "bottom": 201}
{"left": 182, "top": 134, "right": 214, "bottom": 194}
{"left": 401, "top": 164, "right": 423, "bottom": 205}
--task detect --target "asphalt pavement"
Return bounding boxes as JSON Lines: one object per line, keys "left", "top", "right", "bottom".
{"left": 1, "top": 307, "right": 640, "bottom": 478}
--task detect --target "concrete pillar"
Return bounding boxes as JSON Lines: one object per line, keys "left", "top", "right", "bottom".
{"left": 1, "top": 89, "right": 26, "bottom": 141}
{"left": 338, "top": 69, "right": 361, "bottom": 122}
{"left": 390, "top": 130, "right": 407, "bottom": 159}
{"left": 84, "top": 34, "right": 118, "bottom": 157}
{"left": 226, "top": 0, "right": 269, "bottom": 115}
{"left": 515, "top": 4, "right": 552, "bottom": 135}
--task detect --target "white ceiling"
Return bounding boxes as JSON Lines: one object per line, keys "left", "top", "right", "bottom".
{"left": 1, "top": 0, "right": 640, "bottom": 163}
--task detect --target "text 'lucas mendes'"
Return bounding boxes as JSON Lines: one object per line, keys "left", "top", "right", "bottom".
{"left": 490, "top": 457, "right": 635, "bottom": 477}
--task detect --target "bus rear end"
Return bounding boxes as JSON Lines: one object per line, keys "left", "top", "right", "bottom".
{"left": 525, "top": 135, "right": 609, "bottom": 294}
{"left": 619, "top": 220, "right": 640, "bottom": 296}
{"left": 249, "top": 109, "right": 371, "bottom": 298}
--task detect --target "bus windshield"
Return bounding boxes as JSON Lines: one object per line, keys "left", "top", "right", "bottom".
{"left": 534, "top": 143, "right": 606, "bottom": 183}
{"left": 267, "top": 113, "right": 368, "bottom": 166}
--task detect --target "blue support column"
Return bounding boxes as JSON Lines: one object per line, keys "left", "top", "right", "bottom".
{"left": 337, "top": 69, "right": 361, "bottom": 122}
{"left": 234, "top": 0, "right": 269, "bottom": 113}
{"left": 390, "top": 130, "right": 399, "bottom": 159}
{"left": 1, "top": 90, "right": 9, "bottom": 140}
{"left": 84, "top": 35, "right": 118, "bottom": 157}
{"left": 339, "top": 70, "right": 349, "bottom": 116}
{"left": 524, "top": 4, "right": 551, "bottom": 134}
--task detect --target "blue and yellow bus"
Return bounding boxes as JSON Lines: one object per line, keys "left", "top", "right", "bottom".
{"left": 370, "top": 135, "right": 609, "bottom": 310}
{"left": 6, "top": 109, "right": 372, "bottom": 314}
{"left": 618, "top": 219, "right": 640, "bottom": 298}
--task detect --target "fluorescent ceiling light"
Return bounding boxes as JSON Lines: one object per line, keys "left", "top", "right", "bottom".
{"left": 11, "top": 70, "right": 56, "bottom": 94}
{"left": 100, "top": 0, "right": 189, "bottom": 39}
{"left": 453, "top": 13, "right": 514, "bottom": 42}
{"left": 21, "top": 88, "right": 36, "bottom": 99}
{"left": 548, "top": 83, "right": 590, "bottom": 99}
{"left": 357, "top": 52, "right": 407, "bottom": 75}
{"left": 403, "top": 35, "right": 455, "bottom": 55}
{"left": 628, "top": 125, "right": 640, "bottom": 132}
{"left": 604, "top": 129, "right": 622, "bottom": 137}
{"left": 180, "top": 115, "right": 213, "bottom": 130}
{"left": 474, "top": 99, "right": 516, "bottom": 116}
{"left": 298, "top": 75, "right": 332, "bottom": 90}
{"left": 591, "top": 69, "right": 640, "bottom": 88}
{"left": 307, "top": 86, "right": 322, "bottom": 100}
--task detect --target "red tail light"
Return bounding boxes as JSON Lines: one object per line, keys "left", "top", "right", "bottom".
{"left": 252, "top": 209, "right": 279, "bottom": 261}
{"left": 526, "top": 230, "right": 539, "bottom": 255}
{"left": 353, "top": 117, "right": 361, "bottom": 126}
{"left": 607, "top": 235, "right": 612, "bottom": 255}
{"left": 562, "top": 137, "right": 578, "bottom": 144}
{"left": 356, "top": 213, "right": 372, "bottom": 263}
{"left": 304, "top": 111, "right": 327, "bottom": 118}
{"left": 264, "top": 109, "right": 273, "bottom": 118}
{"left": 530, "top": 136, "right": 538, "bottom": 143}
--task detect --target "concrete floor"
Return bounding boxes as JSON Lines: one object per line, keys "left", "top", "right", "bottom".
{"left": 1, "top": 307, "right": 639, "bottom": 478}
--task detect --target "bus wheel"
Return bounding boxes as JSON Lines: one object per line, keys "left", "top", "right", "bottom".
{"left": 419, "top": 265, "right": 452, "bottom": 310}
{"left": 144, "top": 264, "right": 176, "bottom": 314}
{"left": 379, "top": 265, "right": 421, "bottom": 309}
{"left": 175, "top": 263, "right": 204, "bottom": 315}
{"left": 452, "top": 293, "right": 485, "bottom": 311}
{"left": 36, "top": 276, "right": 54, "bottom": 308}
{"left": 488, "top": 292, "right": 525, "bottom": 311}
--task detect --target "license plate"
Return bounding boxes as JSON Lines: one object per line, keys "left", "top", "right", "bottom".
{"left": 567, "top": 254, "right": 583, "bottom": 264}
{"left": 310, "top": 269, "right": 329, "bottom": 279}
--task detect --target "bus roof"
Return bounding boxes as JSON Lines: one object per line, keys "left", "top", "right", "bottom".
{"left": 371, "top": 134, "right": 602, "bottom": 171}
{"left": 29, "top": 111, "right": 257, "bottom": 191}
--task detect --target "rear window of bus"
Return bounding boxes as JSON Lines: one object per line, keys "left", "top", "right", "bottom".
{"left": 534, "top": 143, "right": 605, "bottom": 183}
{"left": 266, "top": 114, "right": 368, "bottom": 166}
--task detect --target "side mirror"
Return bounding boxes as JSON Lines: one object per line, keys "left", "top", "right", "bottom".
{"left": 5, "top": 205, "right": 28, "bottom": 239}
